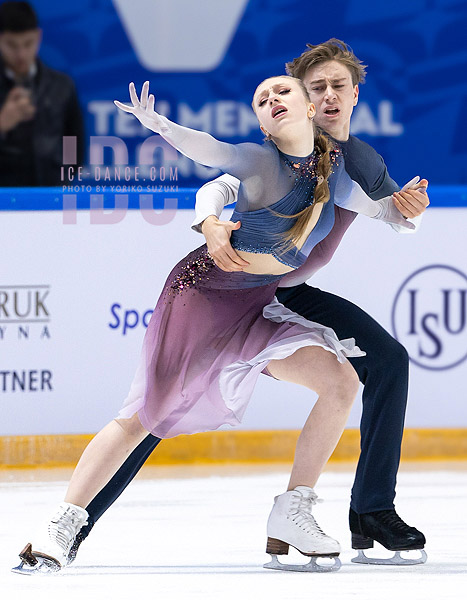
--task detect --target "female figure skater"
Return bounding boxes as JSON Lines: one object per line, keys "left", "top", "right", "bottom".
{"left": 15, "top": 76, "right": 412, "bottom": 574}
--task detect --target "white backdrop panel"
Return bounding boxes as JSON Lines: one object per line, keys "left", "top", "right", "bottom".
{"left": 1, "top": 207, "right": 465, "bottom": 435}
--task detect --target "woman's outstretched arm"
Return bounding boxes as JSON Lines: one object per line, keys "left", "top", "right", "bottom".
{"left": 332, "top": 160, "right": 424, "bottom": 231}
{"left": 115, "top": 81, "right": 263, "bottom": 179}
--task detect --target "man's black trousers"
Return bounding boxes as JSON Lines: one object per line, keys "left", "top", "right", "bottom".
{"left": 81, "top": 283, "right": 409, "bottom": 536}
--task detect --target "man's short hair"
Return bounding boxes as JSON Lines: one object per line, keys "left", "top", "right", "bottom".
{"left": 0, "top": 1, "right": 39, "bottom": 33}
{"left": 286, "top": 38, "right": 367, "bottom": 86}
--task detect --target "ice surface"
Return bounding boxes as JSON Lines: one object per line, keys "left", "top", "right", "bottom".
{"left": 1, "top": 465, "right": 466, "bottom": 599}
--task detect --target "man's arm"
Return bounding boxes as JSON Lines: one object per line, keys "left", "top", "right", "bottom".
{"left": 0, "top": 87, "right": 35, "bottom": 135}
{"left": 192, "top": 174, "right": 238, "bottom": 232}
{"left": 193, "top": 174, "right": 250, "bottom": 272}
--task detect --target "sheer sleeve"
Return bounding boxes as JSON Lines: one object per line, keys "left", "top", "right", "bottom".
{"left": 158, "top": 118, "right": 290, "bottom": 214}
{"left": 159, "top": 117, "right": 270, "bottom": 181}
{"left": 332, "top": 159, "right": 379, "bottom": 217}
{"left": 332, "top": 159, "right": 414, "bottom": 230}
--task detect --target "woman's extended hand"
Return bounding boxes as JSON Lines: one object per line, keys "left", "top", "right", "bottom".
{"left": 114, "top": 81, "right": 170, "bottom": 134}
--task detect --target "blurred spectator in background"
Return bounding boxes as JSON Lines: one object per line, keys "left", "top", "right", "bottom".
{"left": 0, "top": 1, "right": 84, "bottom": 186}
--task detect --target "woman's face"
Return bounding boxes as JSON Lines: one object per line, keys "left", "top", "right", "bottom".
{"left": 252, "top": 76, "right": 315, "bottom": 138}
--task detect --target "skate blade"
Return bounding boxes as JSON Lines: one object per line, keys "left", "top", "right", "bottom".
{"left": 264, "top": 553, "right": 341, "bottom": 573}
{"left": 351, "top": 549, "right": 427, "bottom": 566}
{"left": 11, "top": 556, "right": 61, "bottom": 576}
{"left": 11, "top": 544, "right": 62, "bottom": 576}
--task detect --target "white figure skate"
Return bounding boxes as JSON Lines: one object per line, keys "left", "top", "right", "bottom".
{"left": 12, "top": 502, "right": 89, "bottom": 575}
{"left": 264, "top": 486, "right": 341, "bottom": 572}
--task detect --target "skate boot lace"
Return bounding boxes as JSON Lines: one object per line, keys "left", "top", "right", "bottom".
{"left": 48, "top": 505, "right": 87, "bottom": 554}
{"left": 289, "top": 491, "right": 326, "bottom": 537}
{"left": 371, "top": 510, "right": 411, "bottom": 531}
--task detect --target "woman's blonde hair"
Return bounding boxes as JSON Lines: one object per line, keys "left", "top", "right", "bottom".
{"left": 275, "top": 129, "right": 333, "bottom": 253}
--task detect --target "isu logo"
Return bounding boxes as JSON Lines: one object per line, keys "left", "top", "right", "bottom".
{"left": 392, "top": 265, "right": 467, "bottom": 371}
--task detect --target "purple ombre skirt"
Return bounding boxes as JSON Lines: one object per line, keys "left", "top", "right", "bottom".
{"left": 118, "top": 245, "right": 364, "bottom": 438}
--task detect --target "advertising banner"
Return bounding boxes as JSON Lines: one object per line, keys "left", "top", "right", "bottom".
{"left": 1, "top": 203, "right": 466, "bottom": 435}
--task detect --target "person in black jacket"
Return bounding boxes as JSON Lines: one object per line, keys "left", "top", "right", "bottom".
{"left": 0, "top": 1, "right": 83, "bottom": 186}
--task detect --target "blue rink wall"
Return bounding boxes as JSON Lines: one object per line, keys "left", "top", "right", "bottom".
{"left": 0, "top": 186, "right": 466, "bottom": 211}
{"left": 23, "top": 0, "right": 467, "bottom": 188}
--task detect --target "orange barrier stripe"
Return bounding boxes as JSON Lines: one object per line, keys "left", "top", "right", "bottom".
{"left": 0, "top": 428, "right": 466, "bottom": 469}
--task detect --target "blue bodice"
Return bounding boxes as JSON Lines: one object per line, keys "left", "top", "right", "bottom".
{"left": 230, "top": 153, "right": 339, "bottom": 269}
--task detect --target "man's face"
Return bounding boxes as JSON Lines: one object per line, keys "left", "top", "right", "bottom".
{"left": 0, "top": 29, "right": 41, "bottom": 77}
{"left": 302, "top": 60, "right": 359, "bottom": 141}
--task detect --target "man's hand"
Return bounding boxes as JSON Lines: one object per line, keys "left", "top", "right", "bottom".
{"left": 202, "top": 215, "right": 250, "bottom": 272}
{"left": 0, "top": 87, "right": 35, "bottom": 133}
{"left": 393, "top": 178, "right": 429, "bottom": 218}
